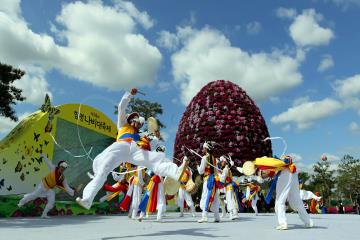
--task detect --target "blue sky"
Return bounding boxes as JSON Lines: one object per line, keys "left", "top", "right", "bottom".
{"left": 1, "top": 0, "right": 360, "bottom": 172}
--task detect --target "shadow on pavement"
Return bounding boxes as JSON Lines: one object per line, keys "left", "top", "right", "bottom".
{"left": 101, "top": 227, "right": 229, "bottom": 239}
{"left": 0, "top": 215, "right": 108, "bottom": 228}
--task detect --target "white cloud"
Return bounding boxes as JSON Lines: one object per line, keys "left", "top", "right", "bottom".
{"left": 276, "top": 7, "right": 297, "bottom": 19}
{"left": 169, "top": 26, "right": 303, "bottom": 105}
{"left": 0, "top": 0, "right": 21, "bottom": 19}
{"left": 0, "top": 112, "right": 31, "bottom": 134}
{"left": 271, "top": 98, "right": 342, "bottom": 129}
{"left": 157, "top": 81, "right": 171, "bottom": 92}
{"left": 318, "top": 54, "right": 334, "bottom": 72}
{"left": 323, "top": 153, "right": 341, "bottom": 162}
{"left": 289, "top": 9, "right": 334, "bottom": 47}
{"left": 293, "top": 96, "right": 310, "bottom": 106}
{"left": 282, "top": 124, "right": 291, "bottom": 132}
{"left": 156, "top": 30, "right": 179, "bottom": 51}
{"left": 246, "top": 21, "right": 262, "bottom": 35}
{"left": 349, "top": 122, "right": 360, "bottom": 134}
{"left": 296, "top": 162, "right": 315, "bottom": 173}
{"left": 113, "top": 0, "right": 154, "bottom": 29}
{"left": 13, "top": 66, "right": 52, "bottom": 106}
{"left": 335, "top": 74, "right": 360, "bottom": 99}
{"left": 289, "top": 153, "right": 303, "bottom": 162}
{"left": 0, "top": 0, "right": 162, "bottom": 94}
{"left": 335, "top": 74, "right": 360, "bottom": 115}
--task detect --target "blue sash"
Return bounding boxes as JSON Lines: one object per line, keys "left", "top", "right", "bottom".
{"left": 265, "top": 171, "right": 281, "bottom": 204}
{"left": 139, "top": 191, "right": 150, "bottom": 212}
{"left": 205, "top": 174, "right": 216, "bottom": 211}
{"left": 118, "top": 133, "right": 141, "bottom": 142}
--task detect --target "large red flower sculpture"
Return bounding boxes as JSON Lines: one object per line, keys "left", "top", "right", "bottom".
{"left": 173, "top": 80, "right": 272, "bottom": 168}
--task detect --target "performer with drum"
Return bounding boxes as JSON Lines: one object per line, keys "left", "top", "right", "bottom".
{"left": 118, "top": 164, "right": 146, "bottom": 219}
{"left": 137, "top": 146, "right": 167, "bottom": 222}
{"left": 76, "top": 88, "right": 188, "bottom": 210}
{"left": 197, "top": 141, "right": 221, "bottom": 223}
{"left": 241, "top": 156, "right": 313, "bottom": 230}
{"left": 177, "top": 164, "right": 196, "bottom": 217}
{"left": 219, "top": 156, "right": 239, "bottom": 220}
{"left": 244, "top": 181, "right": 261, "bottom": 216}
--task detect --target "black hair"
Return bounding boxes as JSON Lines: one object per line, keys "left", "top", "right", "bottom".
{"left": 57, "top": 160, "right": 67, "bottom": 168}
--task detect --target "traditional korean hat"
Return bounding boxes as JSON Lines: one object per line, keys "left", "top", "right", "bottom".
{"left": 126, "top": 112, "right": 140, "bottom": 124}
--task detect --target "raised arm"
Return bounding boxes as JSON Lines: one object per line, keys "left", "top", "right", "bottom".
{"left": 42, "top": 153, "right": 55, "bottom": 171}
{"left": 117, "top": 88, "right": 138, "bottom": 129}
{"left": 220, "top": 166, "right": 228, "bottom": 182}
{"left": 197, "top": 156, "right": 207, "bottom": 175}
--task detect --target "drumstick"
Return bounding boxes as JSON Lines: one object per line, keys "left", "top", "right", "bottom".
{"left": 137, "top": 90, "right": 146, "bottom": 96}
{"left": 185, "top": 146, "right": 222, "bottom": 172}
{"left": 173, "top": 157, "right": 194, "bottom": 171}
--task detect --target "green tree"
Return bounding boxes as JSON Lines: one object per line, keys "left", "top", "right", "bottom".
{"left": 336, "top": 155, "right": 360, "bottom": 204}
{"left": 0, "top": 62, "right": 26, "bottom": 121}
{"left": 115, "top": 97, "right": 166, "bottom": 129}
{"left": 309, "top": 161, "right": 335, "bottom": 204}
{"left": 298, "top": 171, "right": 311, "bottom": 186}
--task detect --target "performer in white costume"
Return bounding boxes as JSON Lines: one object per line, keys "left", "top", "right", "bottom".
{"left": 177, "top": 165, "right": 196, "bottom": 217}
{"left": 298, "top": 180, "right": 322, "bottom": 201}
{"left": 118, "top": 165, "right": 145, "bottom": 219}
{"left": 18, "top": 154, "right": 74, "bottom": 218}
{"left": 219, "top": 156, "right": 239, "bottom": 220}
{"left": 138, "top": 146, "right": 167, "bottom": 222}
{"left": 197, "top": 141, "right": 220, "bottom": 223}
{"left": 245, "top": 156, "right": 313, "bottom": 230}
{"left": 137, "top": 173, "right": 166, "bottom": 222}
{"left": 245, "top": 182, "right": 260, "bottom": 216}
{"left": 76, "top": 88, "right": 187, "bottom": 209}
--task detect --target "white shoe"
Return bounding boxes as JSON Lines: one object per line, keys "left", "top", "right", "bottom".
{"left": 192, "top": 213, "right": 196, "bottom": 217}
{"left": 76, "top": 197, "right": 91, "bottom": 210}
{"left": 156, "top": 217, "right": 163, "bottom": 222}
{"left": 305, "top": 219, "right": 314, "bottom": 228}
{"left": 179, "top": 212, "right": 184, "bottom": 217}
{"left": 276, "top": 224, "right": 288, "bottom": 230}
{"left": 197, "top": 217, "right": 208, "bottom": 223}
{"left": 137, "top": 216, "right": 143, "bottom": 222}
{"left": 41, "top": 214, "right": 50, "bottom": 219}
{"left": 230, "top": 214, "right": 238, "bottom": 220}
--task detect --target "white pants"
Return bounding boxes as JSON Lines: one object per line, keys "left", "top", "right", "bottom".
{"left": 19, "top": 182, "right": 55, "bottom": 217}
{"left": 225, "top": 188, "right": 238, "bottom": 216}
{"left": 275, "top": 170, "right": 311, "bottom": 226}
{"left": 200, "top": 179, "right": 220, "bottom": 219}
{"left": 300, "top": 190, "right": 319, "bottom": 200}
{"left": 139, "top": 182, "right": 166, "bottom": 220}
{"left": 177, "top": 188, "right": 195, "bottom": 213}
{"left": 82, "top": 141, "right": 179, "bottom": 204}
{"left": 251, "top": 197, "right": 258, "bottom": 215}
{"left": 129, "top": 184, "right": 142, "bottom": 219}
{"left": 156, "top": 182, "right": 166, "bottom": 220}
